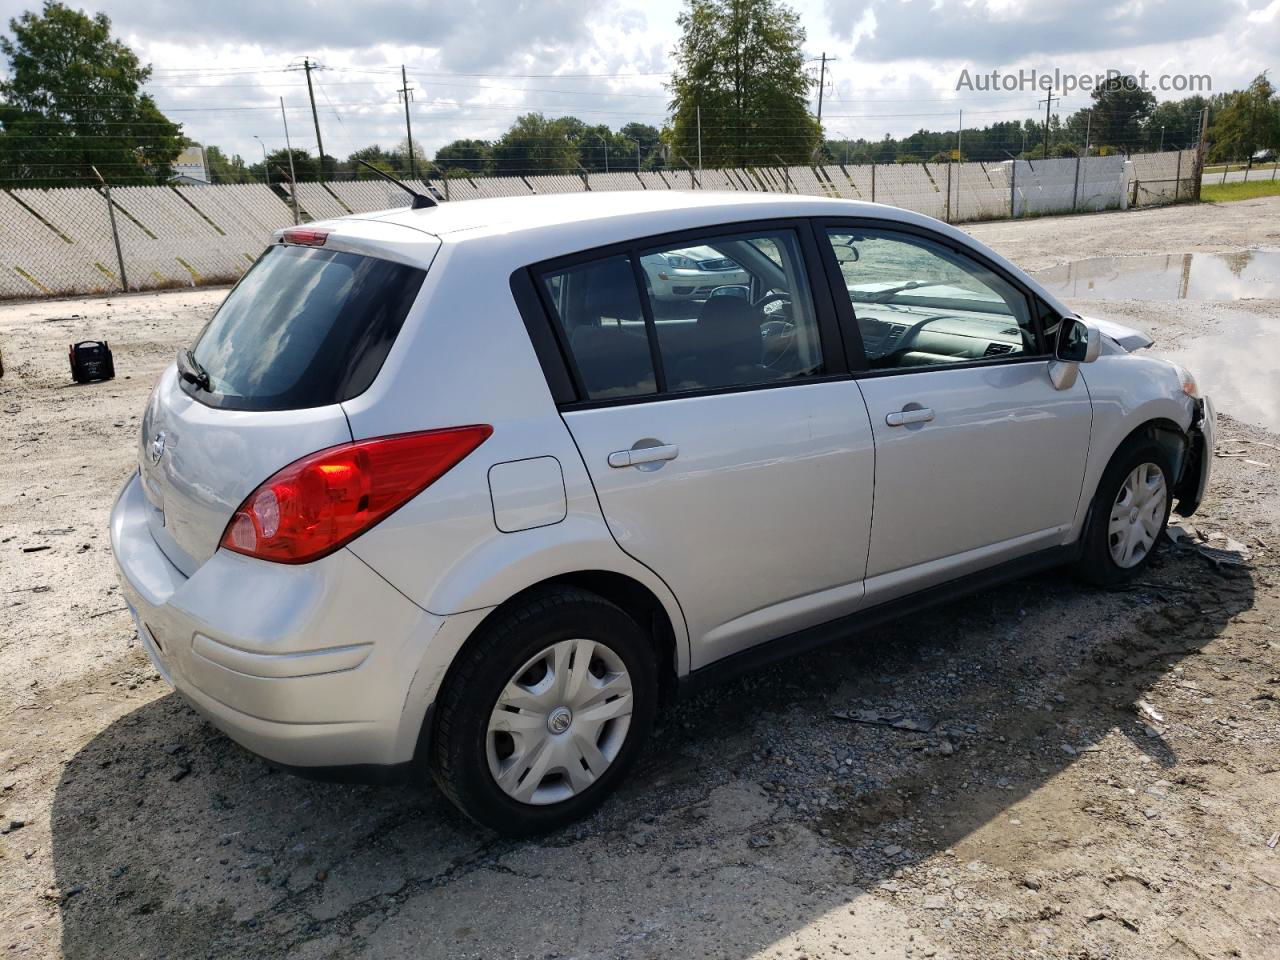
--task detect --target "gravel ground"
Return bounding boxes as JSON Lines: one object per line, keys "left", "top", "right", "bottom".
{"left": 1, "top": 198, "right": 1278, "bottom": 960}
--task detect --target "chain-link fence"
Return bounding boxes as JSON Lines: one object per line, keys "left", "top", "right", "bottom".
{"left": 0, "top": 148, "right": 1202, "bottom": 299}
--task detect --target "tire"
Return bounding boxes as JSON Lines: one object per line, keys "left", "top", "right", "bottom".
{"left": 428, "top": 586, "right": 658, "bottom": 836}
{"left": 1073, "top": 435, "right": 1176, "bottom": 587}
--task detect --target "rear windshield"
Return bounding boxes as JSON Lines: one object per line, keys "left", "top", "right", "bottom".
{"left": 186, "top": 244, "right": 426, "bottom": 411}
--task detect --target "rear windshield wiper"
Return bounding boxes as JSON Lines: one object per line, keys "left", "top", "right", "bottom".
{"left": 177, "top": 347, "right": 211, "bottom": 391}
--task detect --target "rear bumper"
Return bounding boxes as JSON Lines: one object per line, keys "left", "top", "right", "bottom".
{"left": 110, "top": 471, "right": 484, "bottom": 771}
{"left": 1174, "top": 395, "right": 1215, "bottom": 516}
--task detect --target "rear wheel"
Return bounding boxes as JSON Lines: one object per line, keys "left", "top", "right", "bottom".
{"left": 1074, "top": 437, "right": 1175, "bottom": 586}
{"left": 429, "top": 586, "right": 657, "bottom": 835}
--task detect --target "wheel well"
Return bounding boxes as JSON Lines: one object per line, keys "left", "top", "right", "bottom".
{"left": 461, "top": 571, "right": 680, "bottom": 701}
{"left": 1120, "top": 418, "right": 1189, "bottom": 480}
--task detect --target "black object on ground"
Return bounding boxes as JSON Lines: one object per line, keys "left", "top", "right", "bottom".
{"left": 69, "top": 341, "right": 114, "bottom": 383}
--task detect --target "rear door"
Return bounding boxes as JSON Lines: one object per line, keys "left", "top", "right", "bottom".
{"left": 140, "top": 237, "right": 430, "bottom": 575}
{"left": 534, "top": 223, "right": 876, "bottom": 668}
{"left": 816, "top": 222, "right": 1092, "bottom": 603}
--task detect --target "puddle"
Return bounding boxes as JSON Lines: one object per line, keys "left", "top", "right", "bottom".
{"left": 1154, "top": 310, "right": 1280, "bottom": 432}
{"left": 1035, "top": 250, "right": 1280, "bottom": 301}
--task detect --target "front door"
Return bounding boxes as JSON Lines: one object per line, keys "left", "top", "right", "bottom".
{"left": 537, "top": 225, "right": 875, "bottom": 668}
{"left": 819, "top": 224, "right": 1093, "bottom": 603}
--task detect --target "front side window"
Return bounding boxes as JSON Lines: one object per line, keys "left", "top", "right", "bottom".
{"left": 825, "top": 229, "right": 1035, "bottom": 370}
{"left": 639, "top": 229, "right": 824, "bottom": 391}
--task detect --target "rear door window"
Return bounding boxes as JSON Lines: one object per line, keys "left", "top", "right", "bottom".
{"left": 187, "top": 244, "right": 426, "bottom": 411}
{"left": 539, "top": 255, "right": 657, "bottom": 401}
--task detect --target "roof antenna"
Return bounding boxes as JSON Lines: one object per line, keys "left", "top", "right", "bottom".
{"left": 355, "top": 159, "right": 437, "bottom": 209}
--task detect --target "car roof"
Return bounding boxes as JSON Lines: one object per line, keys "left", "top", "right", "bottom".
{"left": 350, "top": 191, "right": 912, "bottom": 242}
{"left": 301, "top": 191, "right": 1079, "bottom": 321}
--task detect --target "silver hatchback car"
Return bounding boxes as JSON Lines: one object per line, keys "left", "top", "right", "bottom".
{"left": 111, "top": 192, "right": 1214, "bottom": 834}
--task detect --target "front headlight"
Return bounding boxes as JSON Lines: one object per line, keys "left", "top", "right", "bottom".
{"left": 664, "top": 254, "right": 699, "bottom": 270}
{"left": 1173, "top": 364, "right": 1200, "bottom": 399}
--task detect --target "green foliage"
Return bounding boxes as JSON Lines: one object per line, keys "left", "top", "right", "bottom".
{"left": 1207, "top": 73, "right": 1279, "bottom": 163}
{"left": 491, "top": 113, "right": 582, "bottom": 175}
{"left": 202, "top": 144, "right": 250, "bottom": 184}
{"left": 434, "top": 138, "right": 494, "bottom": 175}
{"left": 0, "top": 1, "right": 183, "bottom": 186}
{"left": 619, "top": 122, "right": 664, "bottom": 170}
{"left": 1200, "top": 178, "right": 1280, "bottom": 202}
{"left": 1089, "top": 75, "right": 1157, "bottom": 154}
{"left": 668, "top": 0, "right": 820, "bottom": 167}
{"left": 256, "top": 148, "right": 317, "bottom": 185}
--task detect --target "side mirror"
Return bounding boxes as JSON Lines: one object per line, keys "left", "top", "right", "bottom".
{"left": 1055, "top": 316, "right": 1101, "bottom": 364}
{"left": 709, "top": 284, "right": 750, "bottom": 300}
{"left": 1048, "top": 317, "right": 1101, "bottom": 390}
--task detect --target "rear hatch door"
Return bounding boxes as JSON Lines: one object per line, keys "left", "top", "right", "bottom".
{"left": 139, "top": 227, "right": 437, "bottom": 575}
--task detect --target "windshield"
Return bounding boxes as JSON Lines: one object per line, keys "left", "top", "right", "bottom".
{"left": 187, "top": 244, "right": 426, "bottom": 411}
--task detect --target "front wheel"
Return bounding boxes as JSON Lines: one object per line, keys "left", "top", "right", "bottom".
{"left": 428, "top": 587, "right": 657, "bottom": 836}
{"left": 1074, "top": 437, "right": 1175, "bottom": 586}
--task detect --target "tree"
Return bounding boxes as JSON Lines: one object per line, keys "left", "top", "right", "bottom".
{"left": 668, "top": 0, "right": 820, "bottom": 168}
{"left": 345, "top": 144, "right": 398, "bottom": 178}
{"left": 1207, "top": 73, "right": 1278, "bottom": 162}
{"left": 619, "top": 122, "right": 663, "bottom": 170}
{"left": 0, "top": 2, "right": 183, "bottom": 186}
{"left": 435, "top": 138, "right": 493, "bottom": 175}
{"left": 202, "top": 144, "right": 250, "bottom": 184}
{"left": 491, "top": 113, "right": 581, "bottom": 175}
{"left": 1145, "top": 95, "right": 1208, "bottom": 152}
{"left": 250, "top": 147, "right": 316, "bottom": 186}
{"left": 1089, "top": 75, "right": 1156, "bottom": 155}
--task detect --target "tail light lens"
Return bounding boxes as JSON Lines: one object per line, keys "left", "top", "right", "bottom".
{"left": 282, "top": 228, "right": 329, "bottom": 246}
{"left": 220, "top": 426, "right": 492, "bottom": 564}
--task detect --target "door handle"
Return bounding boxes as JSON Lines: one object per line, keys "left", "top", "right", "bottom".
{"left": 608, "top": 444, "right": 679, "bottom": 468}
{"left": 885, "top": 407, "right": 935, "bottom": 427}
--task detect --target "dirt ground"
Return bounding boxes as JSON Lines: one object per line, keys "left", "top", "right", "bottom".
{"left": 1, "top": 197, "right": 1279, "bottom": 960}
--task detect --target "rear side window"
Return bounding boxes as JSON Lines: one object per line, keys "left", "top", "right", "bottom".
{"left": 187, "top": 244, "right": 426, "bottom": 411}
{"left": 539, "top": 255, "right": 657, "bottom": 401}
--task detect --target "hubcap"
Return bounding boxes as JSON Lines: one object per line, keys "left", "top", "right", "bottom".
{"left": 486, "top": 638, "right": 633, "bottom": 806}
{"left": 1108, "top": 462, "right": 1167, "bottom": 569}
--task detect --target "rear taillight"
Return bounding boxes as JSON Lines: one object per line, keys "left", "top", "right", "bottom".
{"left": 220, "top": 426, "right": 492, "bottom": 564}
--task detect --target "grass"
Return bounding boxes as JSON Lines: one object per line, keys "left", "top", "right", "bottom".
{"left": 1203, "top": 161, "right": 1279, "bottom": 175}
{"left": 1200, "top": 179, "right": 1280, "bottom": 202}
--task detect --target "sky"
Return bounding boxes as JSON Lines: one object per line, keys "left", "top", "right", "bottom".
{"left": 1, "top": 0, "right": 1276, "bottom": 166}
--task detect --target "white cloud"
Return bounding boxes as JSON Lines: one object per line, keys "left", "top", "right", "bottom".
{"left": 0, "top": 0, "right": 1269, "bottom": 165}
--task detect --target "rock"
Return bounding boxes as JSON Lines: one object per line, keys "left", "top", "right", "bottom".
{"left": 923, "top": 895, "right": 947, "bottom": 910}
{"left": 882, "top": 844, "right": 903, "bottom": 857}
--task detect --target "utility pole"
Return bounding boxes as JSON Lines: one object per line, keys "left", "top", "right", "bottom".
{"left": 696, "top": 104, "right": 702, "bottom": 174}
{"left": 299, "top": 57, "right": 326, "bottom": 182}
{"left": 253, "top": 135, "right": 269, "bottom": 187}
{"left": 625, "top": 136, "right": 641, "bottom": 172}
{"left": 956, "top": 109, "right": 962, "bottom": 217}
{"left": 399, "top": 65, "right": 418, "bottom": 180}
{"left": 1194, "top": 105, "right": 1210, "bottom": 200}
{"left": 91, "top": 165, "right": 128, "bottom": 292}
{"left": 280, "top": 97, "right": 300, "bottom": 225}
{"left": 1037, "top": 92, "right": 1059, "bottom": 160}
{"left": 1084, "top": 110, "right": 1092, "bottom": 157}
{"left": 814, "top": 52, "right": 836, "bottom": 128}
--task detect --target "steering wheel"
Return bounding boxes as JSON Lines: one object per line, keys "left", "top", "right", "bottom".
{"left": 752, "top": 291, "right": 796, "bottom": 368}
